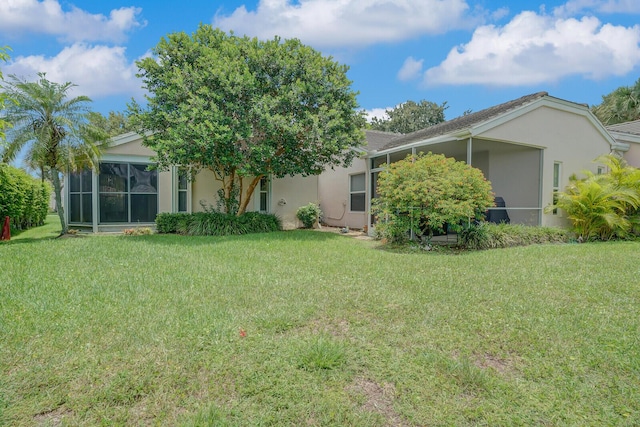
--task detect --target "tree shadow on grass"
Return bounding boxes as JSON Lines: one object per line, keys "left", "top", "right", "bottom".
{"left": 138, "top": 229, "right": 351, "bottom": 247}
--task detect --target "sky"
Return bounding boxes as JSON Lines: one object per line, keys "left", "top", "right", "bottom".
{"left": 1, "top": 0, "right": 640, "bottom": 122}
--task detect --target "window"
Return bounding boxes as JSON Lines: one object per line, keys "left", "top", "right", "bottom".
{"left": 259, "top": 176, "right": 269, "bottom": 212}
{"left": 350, "top": 173, "right": 366, "bottom": 212}
{"left": 597, "top": 166, "right": 605, "bottom": 175}
{"left": 68, "top": 168, "right": 92, "bottom": 223}
{"left": 552, "top": 162, "right": 561, "bottom": 215}
{"left": 178, "top": 169, "right": 188, "bottom": 212}
{"left": 99, "top": 162, "right": 157, "bottom": 223}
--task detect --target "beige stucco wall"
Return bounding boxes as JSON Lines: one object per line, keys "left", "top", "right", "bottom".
{"left": 271, "top": 175, "right": 319, "bottom": 229}
{"left": 105, "top": 138, "right": 156, "bottom": 157}
{"left": 623, "top": 142, "right": 640, "bottom": 168}
{"left": 318, "top": 158, "right": 368, "bottom": 229}
{"left": 480, "top": 105, "right": 612, "bottom": 227}
{"left": 188, "top": 169, "right": 319, "bottom": 229}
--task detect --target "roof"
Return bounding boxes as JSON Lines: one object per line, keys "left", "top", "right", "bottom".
{"left": 606, "top": 119, "right": 640, "bottom": 136}
{"left": 363, "top": 130, "right": 399, "bottom": 151}
{"left": 378, "top": 92, "right": 550, "bottom": 151}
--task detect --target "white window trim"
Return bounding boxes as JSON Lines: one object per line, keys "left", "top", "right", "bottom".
{"left": 254, "top": 176, "right": 271, "bottom": 213}
{"left": 552, "top": 161, "right": 562, "bottom": 216}
{"left": 173, "top": 166, "right": 192, "bottom": 213}
{"left": 349, "top": 172, "right": 366, "bottom": 213}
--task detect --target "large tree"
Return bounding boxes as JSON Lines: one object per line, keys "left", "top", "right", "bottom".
{"left": 0, "top": 46, "right": 12, "bottom": 141}
{"left": 1, "top": 73, "right": 109, "bottom": 234}
{"left": 369, "top": 100, "right": 447, "bottom": 134}
{"left": 129, "top": 25, "right": 366, "bottom": 215}
{"left": 592, "top": 78, "right": 640, "bottom": 125}
{"left": 88, "top": 111, "right": 135, "bottom": 137}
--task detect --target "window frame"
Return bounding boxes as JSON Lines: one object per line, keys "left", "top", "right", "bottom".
{"left": 552, "top": 161, "right": 562, "bottom": 215}
{"left": 98, "top": 162, "right": 158, "bottom": 224}
{"left": 67, "top": 168, "right": 93, "bottom": 224}
{"left": 349, "top": 173, "right": 366, "bottom": 213}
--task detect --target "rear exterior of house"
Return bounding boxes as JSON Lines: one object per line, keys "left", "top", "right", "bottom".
{"left": 65, "top": 132, "right": 319, "bottom": 232}
{"left": 66, "top": 93, "right": 621, "bottom": 234}
{"left": 320, "top": 93, "right": 617, "bottom": 233}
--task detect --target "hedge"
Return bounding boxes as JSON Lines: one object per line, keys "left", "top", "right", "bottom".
{"left": 0, "top": 164, "right": 51, "bottom": 232}
{"left": 156, "top": 211, "right": 282, "bottom": 236}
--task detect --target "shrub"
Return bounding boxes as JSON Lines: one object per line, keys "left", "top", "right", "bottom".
{"left": 155, "top": 212, "right": 191, "bottom": 233}
{"left": 155, "top": 212, "right": 281, "bottom": 236}
{"left": 0, "top": 164, "right": 51, "bottom": 232}
{"left": 460, "top": 222, "right": 571, "bottom": 250}
{"left": 372, "top": 152, "right": 494, "bottom": 243}
{"left": 459, "top": 222, "right": 490, "bottom": 250}
{"left": 296, "top": 203, "right": 322, "bottom": 228}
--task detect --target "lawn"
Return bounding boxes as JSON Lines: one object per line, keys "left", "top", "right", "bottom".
{"left": 1, "top": 227, "right": 639, "bottom": 426}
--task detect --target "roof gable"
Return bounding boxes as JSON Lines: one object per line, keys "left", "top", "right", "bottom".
{"left": 374, "top": 92, "right": 614, "bottom": 154}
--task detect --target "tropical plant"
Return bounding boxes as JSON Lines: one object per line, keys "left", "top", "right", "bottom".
{"left": 0, "top": 46, "right": 12, "bottom": 141}
{"left": 546, "top": 170, "right": 640, "bottom": 241}
{"left": 1, "top": 73, "right": 109, "bottom": 233}
{"left": 129, "top": 25, "right": 366, "bottom": 215}
{"left": 372, "top": 152, "right": 494, "bottom": 243}
{"left": 592, "top": 77, "right": 640, "bottom": 125}
{"left": 369, "top": 99, "right": 447, "bottom": 134}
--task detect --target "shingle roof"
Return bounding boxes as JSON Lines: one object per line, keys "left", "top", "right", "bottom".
{"left": 606, "top": 119, "right": 640, "bottom": 136}
{"left": 363, "top": 129, "right": 399, "bottom": 151}
{"left": 378, "top": 92, "right": 550, "bottom": 151}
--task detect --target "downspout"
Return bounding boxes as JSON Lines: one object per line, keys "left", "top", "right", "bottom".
{"left": 466, "top": 137, "right": 473, "bottom": 165}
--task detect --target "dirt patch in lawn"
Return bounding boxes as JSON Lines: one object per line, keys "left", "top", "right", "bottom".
{"left": 349, "top": 377, "right": 404, "bottom": 426}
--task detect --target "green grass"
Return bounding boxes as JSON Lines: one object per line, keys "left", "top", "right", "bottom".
{"left": 5, "top": 214, "right": 61, "bottom": 242}
{"left": 1, "top": 229, "right": 639, "bottom": 426}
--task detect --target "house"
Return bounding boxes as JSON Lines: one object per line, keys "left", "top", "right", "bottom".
{"left": 65, "top": 132, "right": 319, "bottom": 232}
{"left": 65, "top": 92, "right": 621, "bottom": 233}
{"left": 319, "top": 92, "right": 620, "bottom": 232}
{"left": 605, "top": 119, "right": 640, "bottom": 167}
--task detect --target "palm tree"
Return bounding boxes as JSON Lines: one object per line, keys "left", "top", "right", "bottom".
{"left": 1, "top": 73, "right": 108, "bottom": 234}
{"left": 592, "top": 78, "right": 640, "bottom": 125}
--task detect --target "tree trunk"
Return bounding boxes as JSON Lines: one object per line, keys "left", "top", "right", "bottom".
{"left": 237, "top": 175, "right": 263, "bottom": 215}
{"left": 51, "top": 167, "right": 67, "bottom": 234}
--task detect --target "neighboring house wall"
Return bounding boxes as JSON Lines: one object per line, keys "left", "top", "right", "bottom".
{"left": 318, "top": 157, "right": 368, "bottom": 229}
{"left": 625, "top": 143, "right": 640, "bottom": 167}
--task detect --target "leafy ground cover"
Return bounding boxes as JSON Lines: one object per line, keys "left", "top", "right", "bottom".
{"left": 1, "top": 228, "right": 639, "bottom": 425}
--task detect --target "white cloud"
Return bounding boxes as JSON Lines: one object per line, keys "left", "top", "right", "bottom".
{"left": 554, "top": 0, "right": 640, "bottom": 17}
{"left": 397, "top": 57, "right": 424, "bottom": 81}
{"left": 0, "top": 0, "right": 145, "bottom": 43}
{"left": 365, "top": 107, "right": 391, "bottom": 122}
{"left": 214, "top": 0, "right": 473, "bottom": 48}
{"left": 5, "top": 44, "right": 145, "bottom": 99}
{"left": 424, "top": 11, "right": 640, "bottom": 86}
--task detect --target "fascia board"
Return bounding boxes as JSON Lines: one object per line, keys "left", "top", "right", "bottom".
{"left": 366, "top": 134, "right": 460, "bottom": 157}
{"left": 609, "top": 130, "right": 640, "bottom": 146}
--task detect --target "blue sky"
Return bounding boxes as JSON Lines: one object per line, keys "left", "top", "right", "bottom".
{"left": 2, "top": 0, "right": 640, "bottom": 121}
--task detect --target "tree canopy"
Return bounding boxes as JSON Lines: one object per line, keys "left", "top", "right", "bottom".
{"left": 369, "top": 100, "right": 447, "bottom": 134}
{"left": 0, "top": 46, "right": 12, "bottom": 142}
{"left": 1, "top": 73, "right": 109, "bottom": 233}
{"left": 88, "top": 111, "right": 135, "bottom": 137}
{"left": 592, "top": 78, "right": 640, "bottom": 125}
{"left": 129, "top": 25, "right": 366, "bottom": 214}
